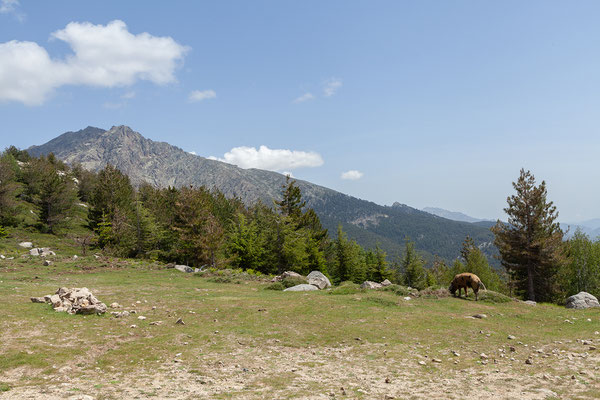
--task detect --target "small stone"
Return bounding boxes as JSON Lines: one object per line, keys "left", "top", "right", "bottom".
{"left": 509, "top": 346, "right": 516, "bottom": 352}
{"left": 149, "top": 321, "right": 163, "bottom": 326}
{"left": 152, "top": 306, "right": 157, "bottom": 310}
{"left": 432, "top": 358, "right": 442, "bottom": 363}
{"left": 452, "top": 351, "right": 460, "bottom": 357}
{"left": 43, "top": 260, "right": 52, "bottom": 266}
{"left": 418, "top": 360, "right": 426, "bottom": 365}
{"left": 355, "top": 337, "right": 362, "bottom": 341}
{"left": 507, "top": 335, "right": 516, "bottom": 340}
{"left": 385, "top": 377, "right": 391, "bottom": 384}
{"left": 480, "top": 353, "right": 488, "bottom": 359}
{"left": 175, "top": 318, "right": 185, "bottom": 325}
{"left": 138, "top": 316, "right": 146, "bottom": 320}
{"left": 73, "top": 255, "right": 78, "bottom": 260}
{"left": 130, "top": 324, "right": 137, "bottom": 328}
{"left": 110, "top": 302, "right": 121, "bottom": 309}
{"left": 525, "top": 358, "right": 533, "bottom": 365}
{"left": 589, "top": 346, "right": 597, "bottom": 351}
{"left": 473, "top": 314, "right": 487, "bottom": 319}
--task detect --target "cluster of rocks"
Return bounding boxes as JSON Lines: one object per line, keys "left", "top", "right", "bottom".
{"left": 31, "top": 287, "right": 107, "bottom": 315}
{"left": 360, "top": 279, "right": 392, "bottom": 290}
{"left": 19, "top": 242, "right": 56, "bottom": 257}
{"left": 566, "top": 292, "right": 600, "bottom": 309}
{"left": 279, "top": 271, "right": 332, "bottom": 291}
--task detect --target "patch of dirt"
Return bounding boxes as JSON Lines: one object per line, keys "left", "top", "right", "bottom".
{"left": 2, "top": 341, "right": 598, "bottom": 400}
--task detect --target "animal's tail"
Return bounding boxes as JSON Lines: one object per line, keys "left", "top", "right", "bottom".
{"left": 480, "top": 281, "right": 487, "bottom": 291}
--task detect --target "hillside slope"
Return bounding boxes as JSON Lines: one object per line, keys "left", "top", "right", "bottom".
{"left": 28, "top": 125, "right": 496, "bottom": 261}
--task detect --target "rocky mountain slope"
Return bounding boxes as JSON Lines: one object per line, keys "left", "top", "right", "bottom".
{"left": 28, "top": 125, "right": 496, "bottom": 261}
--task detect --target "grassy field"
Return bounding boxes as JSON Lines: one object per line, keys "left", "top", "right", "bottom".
{"left": 0, "top": 235, "right": 599, "bottom": 399}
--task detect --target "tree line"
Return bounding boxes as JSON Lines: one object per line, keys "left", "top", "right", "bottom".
{"left": 0, "top": 148, "right": 598, "bottom": 302}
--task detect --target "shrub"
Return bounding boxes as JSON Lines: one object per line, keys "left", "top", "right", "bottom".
{"left": 381, "top": 284, "right": 416, "bottom": 297}
{"left": 265, "top": 282, "right": 285, "bottom": 291}
{"left": 452, "top": 290, "right": 513, "bottom": 303}
{"left": 0, "top": 225, "right": 7, "bottom": 238}
{"left": 281, "top": 276, "right": 308, "bottom": 288}
{"left": 474, "top": 290, "right": 513, "bottom": 303}
{"left": 329, "top": 281, "right": 363, "bottom": 295}
{"left": 419, "top": 287, "right": 450, "bottom": 299}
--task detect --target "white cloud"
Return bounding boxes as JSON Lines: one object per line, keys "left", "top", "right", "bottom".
{"left": 0, "top": 0, "right": 18, "bottom": 13}
{"left": 293, "top": 92, "right": 314, "bottom": 103}
{"left": 121, "top": 91, "right": 136, "bottom": 99}
{"left": 323, "top": 78, "right": 342, "bottom": 97}
{"left": 189, "top": 89, "right": 216, "bottom": 102}
{"left": 0, "top": 20, "right": 189, "bottom": 105}
{"left": 281, "top": 171, "right": 294, "bottom": 178}
{"left": 189, "top": 151, "right": 197, "bottom": 155}
{"left": 341, "top": 170, "right": 364, "bottom": 180}
{"left": 209, "top": 145, "right": 324, "bottom": 172}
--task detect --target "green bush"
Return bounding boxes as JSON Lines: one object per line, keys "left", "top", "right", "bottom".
{"left": 418, "top": 286, "right": 450, "bottom": 299}
{"left": 0, "top": 382, "right": 10, "bottom": 392}
{"left": 281, "top": 276, "right": 308, "bottom": 288}
{"left": 453, "top": 290, "right": 513, "bottom": 303}
{"left": 0, "top": 225, "right": 7, "bottom": 238}
{"left": 329, "top": 281, "right": 363, "bottom": 295}
{"left": 265, "top": 282, "right": 285, "bottom": 291}
{"left": 381, "top": 284, "right": 415, "bottom": 296}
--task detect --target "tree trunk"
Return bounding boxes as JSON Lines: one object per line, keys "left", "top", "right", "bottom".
{"left": 527, "top": 264, "right": 535, "bottom": 301}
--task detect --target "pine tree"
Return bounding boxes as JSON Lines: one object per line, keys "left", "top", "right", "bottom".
{"left": 401, "top": 239, "right": 427, "bottom": 290}
{"left": 561, "top": 230, "right": 600, "bottom": 298}
{"left": 38, "top": 165, "right": 78, "bottom": 233}
{"left": 275, "top": 176, "right": 306, "bottom": 220}
{"left": 491, "top": 169, "right": 564, "bottom": 302}
{"left": 0, "top": 152, "right": 19, "bottom": 226}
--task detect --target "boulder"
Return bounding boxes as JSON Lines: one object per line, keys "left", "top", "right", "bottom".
{"left": 524, "top": 300, "right": 537, "bottom": 306}
{"left": 283, "top": 284, "right": 319, "bottom": 292}
{"left": 29, "top": 247, "right": 56, "bottom": 257}
{"left": 360, "top": 281, "right": 383, "bottom": 290}
{"left": 0, "top": 254, "right": 5, "bottom": 259}
{"left": 307, "top": 271, "right": 331, "bottom": 289}
{"left": 272, "top": 271, "right": 304, "bottom": 282}
{"left": 566, "top": 292, "right": 600, "bottom": 309}
{"left": 381, "top": 279, "right": 392, "bottom": 287}
{"left": 174, "top": 265, "right": 194, "bottom": 273}
{"left": 19, "top": 242, "right": 33, "bottom": 248}
{"left": 31, "top": 287, "right": 107, "bottom": 315}
{"left": 43, "top": 260, "right": 52, "bottom": 266}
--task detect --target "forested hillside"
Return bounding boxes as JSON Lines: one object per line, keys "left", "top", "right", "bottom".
{"left": 27, "top": 125, "right": 497, "bottom": 262}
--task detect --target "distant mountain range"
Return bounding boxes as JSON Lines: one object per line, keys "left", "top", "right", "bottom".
{"left": 422, "top": 207, "right": 491, "bottom": 223}
{"left": 423, "top": 207, "right": 600, "bottom": 240}
{"left": 27, "top": 125, "right": 497, "bottom": 261}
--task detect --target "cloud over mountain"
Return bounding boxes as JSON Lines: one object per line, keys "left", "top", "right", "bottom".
{"left": 209, "top": 145, "right": 324, "bottom": 172}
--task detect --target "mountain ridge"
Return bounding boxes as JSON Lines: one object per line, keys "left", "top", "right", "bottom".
{"left": 27, "top": 125, "right": 497, "bottom": 261}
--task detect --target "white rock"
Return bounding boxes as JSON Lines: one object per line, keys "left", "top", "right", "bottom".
{"left": 565, "top": 292, "right": 600, "bottom": 309}
{"left": 138, "top": 316, "right": 146, "bottom": 320}
{"left": 360, "top": 281, "right": 383, "bottom": 290}
{"left": 19, "top": 242, "right": 33, "bottom": 248}
{"left": 174, "top": 265, "right": 194, "bottom": 273}
{"left": 307, "top": 271, "right": 332, "bottom": 289}
{"left": 283, "top": 284, "right": 319, "bottom": 292}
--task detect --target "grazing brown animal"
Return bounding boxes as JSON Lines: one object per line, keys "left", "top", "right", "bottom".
{"left": 449, "top": 273, "right": 486, "bottom": 301}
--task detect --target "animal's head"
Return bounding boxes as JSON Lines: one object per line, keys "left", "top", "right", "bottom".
{"left": 448, "top": 282, "right": 456, "bottom": 295}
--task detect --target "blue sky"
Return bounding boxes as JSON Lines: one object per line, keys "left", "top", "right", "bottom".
{"left": 1, "top": 1, "right": 600, "bottom": 222}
